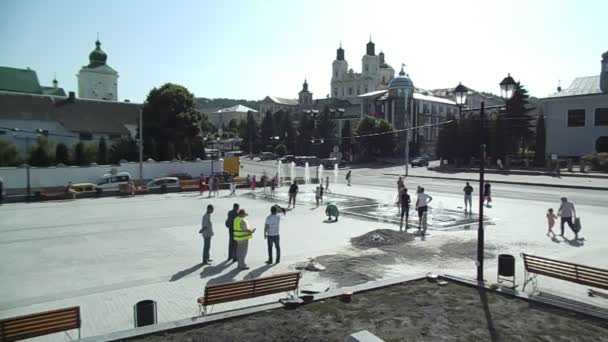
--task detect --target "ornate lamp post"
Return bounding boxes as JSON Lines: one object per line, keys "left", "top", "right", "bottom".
{"left": 454, "top": 74, "right": 516, "bottom": 282}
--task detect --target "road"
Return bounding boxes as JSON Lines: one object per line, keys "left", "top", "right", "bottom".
{"left": 240, "top": 159, "right": 608, "bottom": 211}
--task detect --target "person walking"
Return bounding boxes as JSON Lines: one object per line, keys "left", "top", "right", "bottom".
{"left": 463, "top": 182, "right": 473, "bottom": 212}
{"left": 199, "top": 204, "right": 214, "bottom": 265}
{"left": 251, "top": 175, "right": 257, "bottom": 193}
{"left": 315, "top": 185, "right": 321, "bottom": 207}
{"left": 415, "top": 187, "right": 433, "bottom": 233}
{"left": 198, "top": 174, "right": 206, "bottom": 196}
{"left": 325, "top": 176, "right": 330, "bottom": 194}
{"left": 264, "top": 205, "right": 283, "bottom": 264}
{"left": 213, "top": 176, "right": 220, "bottom": 197}
{"left": 225, "top": 203, "right": 239, "bottom": 262}
{"left": 346, "top": 171, "right": 352, "bottom": 186}
{"left": 399, "top": 188, "right": 411, "bottom": 231}
{"left": 557, "top": 197, "right": 578, "bottom": 239}
{"left": 0, "top": 177, "right": 4, "bottom": 205}
{"left": 484, "top": 182, "right": 492, "bottom": 206}
{"left": 288, "top": 180, "right": 298, "bottom": 209}
{"left": 319, "top": 184, "right": 324, "bottom": 204}
{"left": 208, "top": 176, "right": 214, "bottom": 198}
{"left": 546, "top": 208, "right": 557, "bottom": 237}
{"left": 270, "top": 175, "right": 276, "bottom": 197}
{"left": 233, "top": 209, "right": 256, "bottom": 270}
{"left": 228, "top": 175, "right": 237, "bottom": 196}
{"left": 397, "top": 177, "right": 404, "bottom": 192}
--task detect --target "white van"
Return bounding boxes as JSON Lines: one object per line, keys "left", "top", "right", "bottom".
{"left": 97, "top": 172, "right": 132, "bottom": 191}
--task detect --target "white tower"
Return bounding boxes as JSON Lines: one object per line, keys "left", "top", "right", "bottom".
{"left": 77, "top": 38, "right": 119, "bottom": 101}
{"left": 331, "top": 44, "right": 348, "bottom": 98}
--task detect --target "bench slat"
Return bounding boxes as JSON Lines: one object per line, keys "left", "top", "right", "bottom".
{"left": 4, "top": 313, "right": 78, "bottom": 330}
{"left": 5, "top": 318, "right": 78, "bottom": 335}
{"left": 0, "top": 307, "right": 79, "bottom": 341}
{"left": 523, "top": 254, "right": 608, "bottom": 290}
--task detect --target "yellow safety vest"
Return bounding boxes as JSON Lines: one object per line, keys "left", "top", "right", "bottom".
{"left": 233, "top": 217, "right": 252, "bottom": 241}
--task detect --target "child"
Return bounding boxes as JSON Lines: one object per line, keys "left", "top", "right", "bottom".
{"left": 546, "top": 208, "right": 557, "bottom": 236}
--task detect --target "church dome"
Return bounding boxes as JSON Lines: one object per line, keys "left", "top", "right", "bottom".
{"left": 88, "top": 40, "right": 107, "bottom": 67}
{"left": 389, "top": 65, "right": 414, "bottom": 89}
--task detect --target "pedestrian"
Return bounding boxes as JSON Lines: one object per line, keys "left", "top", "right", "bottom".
{"left": 199, "top": 174, "right": 206, "bottom": 196}
{"left": 228, "top": 175, "right": 237, "bottom": 196}
{"left": 225, "top": 203, "right": 239, "bottom": 262}
{"left": 213, "top": 176, "right": 220, "bottom": 197}
{"left": 484, "top": 182, "right": 492, "bottom": 206}
{"left": 264, "top": 205, "right": 283, "bottom": 264}
{"left": 319, "top": 184, "right": 324, "bottom": 204}
{"left": 208, "top": 176, "right": 214, "bottom": 198}
{"left": 415, "top": 187, "right": 433, "bottom": 233}
{"left": 497, "top": 158, "right": 503, "bottom": 169}
{"left": 399, "top": 188, "right": 411, "bottom": 231}
{"left": 199, "top": 204, "right": 214, "bottom": 265}
{"left": 325, "top": 202, "right": 339, "bottom": 222}
{"left": 246, "top": 174, "right": 251, "bottom": 189}
{"left": 463, "top": 182, "right": 473, "bottom": 212}
{"left": 0, "top": 177, "right": 4, "bottom": 205}
{"left": 251, "top": 175, "right": 257, "bottom": 192}
{"left": 233, "top": 209, "right": 256, "bottom": 270}
{"left": 346, "top": 171, "right": 352, "bottom": 186}
{"left": 325, "top": 176, "right": 330, "bottom": 194}
{"left": 557, "top": 197, "right": 578, "bottom": 239}
{"left": 262, "top": 171, "right": 268, "bottom": 193}
{"left": 546, "top": 208, "right": 557, "bottom": 237}
{"left": 288, "top": 180, "right": 298, "bottom": 209}
{"left": 397, "top": 177, "right": 404, "bottom": 192}
{"left": 270, "top": 175, "right": 276, "bottom": 197}
{"left": 315, "top": 185, "right": 321, "bottom": 207}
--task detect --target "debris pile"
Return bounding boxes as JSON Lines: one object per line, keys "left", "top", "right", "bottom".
{"left": 351, "top": 229, "right": 414, "bottom": 249}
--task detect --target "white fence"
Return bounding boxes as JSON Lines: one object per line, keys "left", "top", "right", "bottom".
{"left": 0, "top": 160, "right": 223, "bottom": 189}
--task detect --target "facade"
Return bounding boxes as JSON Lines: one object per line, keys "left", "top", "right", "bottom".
{"left": 259, "top": 96, "right": 299, "bottom": 121}
{"left": 431, "top": 87, "right": 504, "bottom": 112}
{"left": 0, "top": 91, "right": 140, "bottom": 157}
{"left": 203, "top": 105, "right": 258, "bottom": 132}
{"left": 358, "top": 66, "right": 459, "bottom": 156}
{"left": 331, "top": 40, "right": 395, "bottom": 101}
{"left": 541, "top": 51, "right": 608, "bottom": 157}
{"left": 0, "top": 66, "right": 66, "bottom": 97}
{"left": 77, "top": 39, "right": 119, "bottom": 101}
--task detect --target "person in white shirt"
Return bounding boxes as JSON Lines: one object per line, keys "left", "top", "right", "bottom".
{"left": 558, "top": 197, "right": 578, "bottom": 239}
{"left": 264, "top": 205, "right": 283, "bottom": 264}
{"left": 415, "top": 187, "right": 433, "bottom": 233}
{"left": 199, "top": 204, "right": 214, "bottom": 265}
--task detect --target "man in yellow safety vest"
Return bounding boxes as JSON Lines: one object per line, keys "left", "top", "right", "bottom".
{"left": 233, "top": 209, "right": 256, "bottom": 270}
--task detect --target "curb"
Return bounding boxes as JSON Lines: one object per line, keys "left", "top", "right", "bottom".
{"left": 427, "top": 168, "right": 608, "bottom": 180}
{"left": 382, "top": 173, "right": 608, "bottom": 191}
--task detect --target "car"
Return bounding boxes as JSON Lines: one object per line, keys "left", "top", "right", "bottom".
{"left": 146, "top": 177, "right": 180, "bottom": 191}
{"left": 259, "top": 152, "right": 278, "bottom": 161}
{"left": 410, "top": 156, "right": 429, "bottom": 167}
{"left": 278, "top": 154, "right": 295, "bottom": 164}
{"left": 294, "top": 156, "right": 320, "bottom": 167}
{"left": 97, "top": 172, "right": 132, "bottom": 191}
{"left": 320, "top": 158, "right": 340, "bottom": 169}
{"left": 168, "top": 173, "right": 193, "bottom": 180}
{"left": 71, "top": 183, "right": 97, "bottom": 192}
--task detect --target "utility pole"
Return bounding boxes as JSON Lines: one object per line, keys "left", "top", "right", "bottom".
{"left": 138, "top": 107, "right": 143, "bottom": 181}
{"left": 405, "top": 97, "right": 410, "bottom": 177}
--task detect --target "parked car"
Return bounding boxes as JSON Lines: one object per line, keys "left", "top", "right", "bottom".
{"left": 278, "top": 154, "right": 296, "bottom": 164}
{"left": 295, "top": 156, "right": 320, "bottom": 166}
{"left": 71, "top": 183, "right": 97, "bottom": 192}
{"left": 259, "top": 152, "right": 278, "bottom": 161}
{"left": 321, "top": 158, "right": 342, "bottom": 169}
{"left": 146, "top": 177, "right": 180, "bottom": 191}
{"left": 410, "top": 156, "right": 430, "bottom": 167}
{"left": 97, "top": 172, "right": 132, "bottom": 191}
{"left": 168, "top": 173, "right": 193, "bottom": 180}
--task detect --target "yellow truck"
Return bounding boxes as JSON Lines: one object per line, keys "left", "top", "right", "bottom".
{"left": 223, "top": 156, "right": 240, "bottom": 176}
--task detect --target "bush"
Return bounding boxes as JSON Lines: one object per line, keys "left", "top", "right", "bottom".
{"left": 274, "top": 144, "right": 287, "bottom": 157}
{"left": 581, "top": 152, "right": 608, "bottom": 172}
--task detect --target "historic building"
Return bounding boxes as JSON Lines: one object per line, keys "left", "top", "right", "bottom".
{"left": 540, "top": 50, "right": 608, "bottom": 157}
{"left": 77, "top": 39, "right": 119, "bottom": 101}
{"left": 0, "top": 66, "right": 66, "bottom": 97}
{"left": 331, "top": 39, "right": 395, "bottom": 101}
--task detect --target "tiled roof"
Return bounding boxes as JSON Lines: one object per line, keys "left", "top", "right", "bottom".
{"left": 547, "top": 76, "right": 601, "bottom": 97}
{"left": 413, "top": 92, "right": 456, "bottom": 105}
{"left": 41, "top": 86, "right": 67, "bottom": 97}
{"left": 214, "top": 104, "right": 258, "bottom": 113}
{"left": 267, "top": 96, "right": 299, "bottom": 105}
{"left": 0, "top": 91, "right": 140, "bottom": 134}
{"left": 0, "top": 66, "right": 42, "bottom": 94}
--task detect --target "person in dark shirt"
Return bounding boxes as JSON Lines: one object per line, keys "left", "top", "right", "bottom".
{"left": 0, "top": 178, "right": 4, "bottom": 205}
{"left": 225, "top": 203, "right": 239, "bottom": 262}
{"left": 288, "top": 181, "right": 299, "bottom": 209}
{"left": 399, "top": 188, "right": 411, "bottom": 231}
{"left": 463, "top": 182, "right": 473, "bottom": 212}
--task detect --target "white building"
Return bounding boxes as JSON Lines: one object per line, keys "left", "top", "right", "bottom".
{"left": 331, "top": 39, "right": 395, "bottom": 101}
{"left": 541, "top": 50, "right": 608, "bottom": 157}
{"left": 77, "top": 39, "right": 119, "bottom": 101}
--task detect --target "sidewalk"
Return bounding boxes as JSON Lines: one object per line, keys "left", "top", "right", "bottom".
{"left": 383, "top": 166, "right": 608, "bottom": 190}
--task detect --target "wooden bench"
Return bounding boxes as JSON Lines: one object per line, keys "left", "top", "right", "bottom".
{"left": 197, "top": 272, "right": 301, "bottom": 314}
{"left": 0, "top": 306, "right": 81, "bottom": 341}
{"left": 522, "top": 253, "right": 608, "bottom": 292}
{"left": 180, "top": 179, "right": 200, "bottom": 192}
{"left": 40, "top": 186, "right": 68, "bottom": 200}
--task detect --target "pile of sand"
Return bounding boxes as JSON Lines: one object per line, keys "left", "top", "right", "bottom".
{"left": 351, "top": 229, "right": 415, "bottom": 249}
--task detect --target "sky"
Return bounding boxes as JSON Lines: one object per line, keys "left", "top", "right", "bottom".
{"left": 1, "top": 0, "right": 606, "bottom": 103}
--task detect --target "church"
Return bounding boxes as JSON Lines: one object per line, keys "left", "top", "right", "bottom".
{"left": 77, "top": 38, "right": 119, "bottom": 101}
{"left": 331, "top": 39, "right": 395, "bottom": 101}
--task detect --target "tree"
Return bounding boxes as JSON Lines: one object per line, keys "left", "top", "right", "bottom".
{"left": 28, "top": 136, "right": 54, "bottom": 167}
{"left": 296, "top": 113, "right": 314, "bottom": 155}
{"left": 355, "top": 115, "right": 377, "bottom": 158}
{"left": 240, "top": 111, "right": 259, "bottom": 154}
{"left": 340, "top": 120, "right": 352, "bottom": 158}
{"left": 278, "top": 111, "right": 296, "bottom": 153}
{"left": 84, "top": 143, "right": 97, "bottom": 165}
{"left": 73, "top": 141, "right": 88, "bottom": 166}
{"left": 504, "top": 82, "right": 535, "bottom": 156}
{"left": 142, "top": 83, "right": 202, "bottom": 160}
{"left": 227, "top": 119, "right": 239, "bottom": 133}
{"left": 144, "top": 136, "right": 158, "bottom": 160}
{"left": 157, "top": 140, "right": 176, "bottom": 161}
{"left": 274, "top": 144, "right": 287, "bottom": 157}
{"left": 534, "top": 114, "right": 546, "bottom": 165}
{"left": 55, "top": 143, "right": 69, "bottom": 165}
{"left": 315, "top": 107, "right": 337, "bottom": 157}
{"left": 110, "top": 138, "right": 138, "bottom": 164}
{"left": 261, "top": 110, "right": 277, "bottom": 143}
{"left": 0, "top": 139, "right": 19, "bottom": 167}
{"left": 490, "top": 117, "right": 508, "bottom": 162}
{"left": 97, "top": 137, "right": 108, "bottom": 164}
{"left": 191, "top": 135, "right": 206, "bottom": 159}
{"left": 375, "top": 119, "right": 394, "bottom": 157}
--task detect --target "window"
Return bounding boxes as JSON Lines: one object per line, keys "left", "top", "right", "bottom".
{"left": 79, "top": 132, "right": 93, "bottom": 140}
{"left": 365, "top": 86, "right": 368, "bottom": 93}
{"left": 335, "top": 71, "right": 338, "bottom": 77}
{"left": 567, "top": 109, "right": 585, "bottom": 127}
{"left": 595, "top": 108, "right": 608, "bottom": 126}
{"left": 348, "top": 87, "right": 353, "bottom": 95}
{"left": 365, "top": 65, "right": 368, "bottom": 72}
{"left": 357, "top": 86, "right": 360, "bottom": 95}
{"left": 423, "top": 103, "right": 429, "bottom": 114}
{"left": 431, "top": 105, "right": 437, "bottom": 114}
{"left": 333, "top": 88, "right": 338, "bottom": 97}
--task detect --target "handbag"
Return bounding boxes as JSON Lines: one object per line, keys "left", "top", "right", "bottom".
{"left": 574, "top": 217, "right": 582, "bottom": 232}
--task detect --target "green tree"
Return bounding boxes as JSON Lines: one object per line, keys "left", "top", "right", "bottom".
{"left": 110, "top": 138, "right": 138, "bottom": 164}
{"left": 278, "top": 111, "right": 296, "bottom": 153}
{"left": 534, "top": 114, "right": 546, "bottom": 165}
{"left": 261, "top": 110, "right": 277, "bottom": 143}
{"left": 142, "top": 83, "right": 202, "bottom": 160}
{"left": 274, "top": 143, "right": 287, "bottom": 157}
{"left": 55, "top": 143, "right": 70, "bottom": 165}
{"left": 315, "top": 107, "right": 337, "bottom": 157}
{"left": 191, "top": 135, "right": 206, "bottom": 159}
{"left": 85, "top": 143, "right": 97, "bottom": 165}
{"left": 240, "top": 111, "right": 259, "bottom": 154}
{"left": 97, "top": 137, "right": 108, "bottom": 164}
{"left": 375, "top": 119, "right": 394, "bottom": 157}
{"left": 0, "top": 139, "right": 19, "bottom": 166}
{"left": 490, "top": 117, "right": 508, "bottom": 162}
{"left": 296, "top": 113, "right": 314, "bottom": 155}
{"left": 340, "top": 120, "right": 352, "bottom": 157}
{"left": 73, "top": 141, "right": 88, "bottom": 166}
{"left": 144, "top": 136, "right": 158, "bottom": 160}
{"left": 355, "top": 115, "right": 377, "bottom": 158}
{"left": 504, "top": 82, "right": 535, "bottom": 156}
{"left": 227, "top": 119, "right": 239, "bottom": 133}
{"left": 28, "top": 136, "right": 54, "bottom": 167}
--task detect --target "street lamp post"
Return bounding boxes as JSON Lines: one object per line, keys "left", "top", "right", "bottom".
{"left": 453, "top": 74, "right": 516, "bottom": 282}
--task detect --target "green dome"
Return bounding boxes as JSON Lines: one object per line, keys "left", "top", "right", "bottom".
{"left": 88, "top": 40, "right": 107, "bottom": 67}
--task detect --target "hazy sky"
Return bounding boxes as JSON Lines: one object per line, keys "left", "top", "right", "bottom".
{"left": 1, "top": 0, "right": 606, "bottom": 103}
